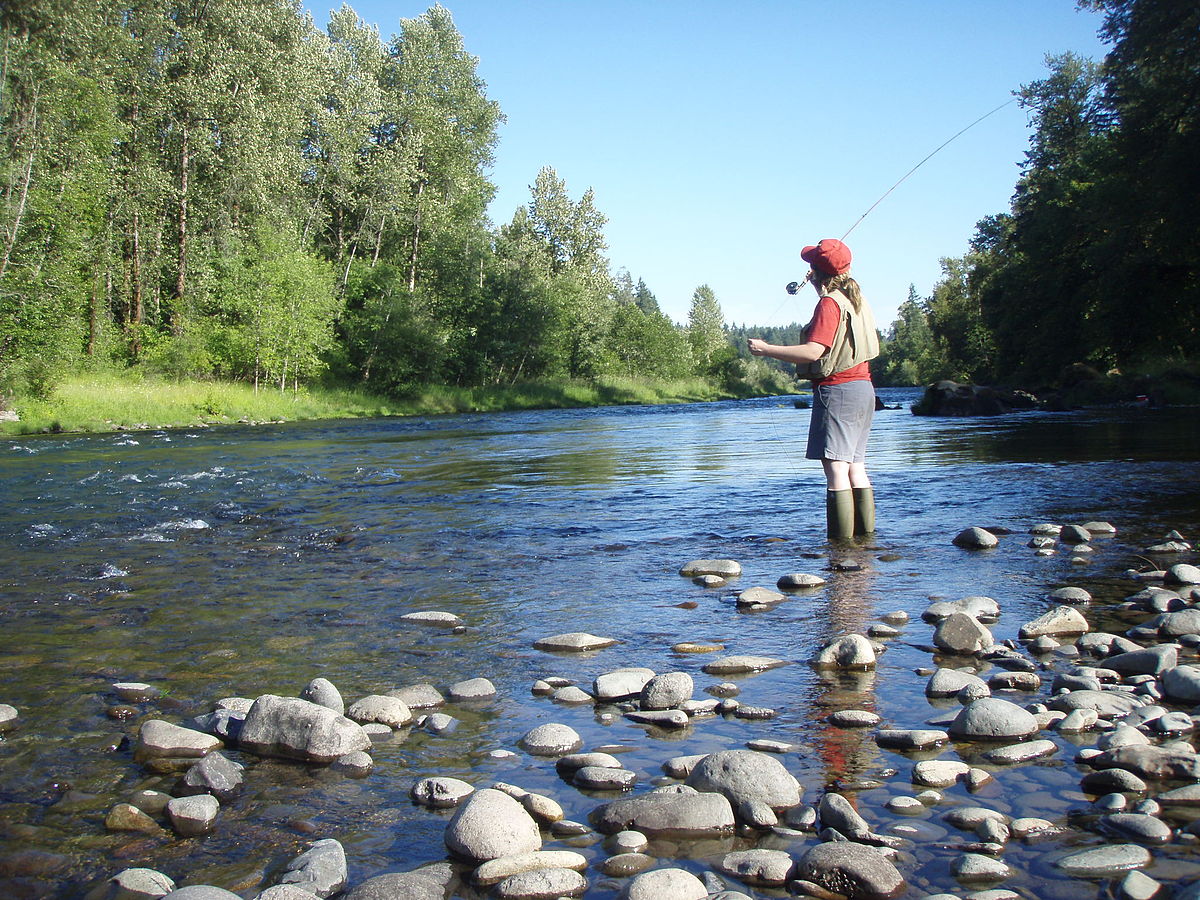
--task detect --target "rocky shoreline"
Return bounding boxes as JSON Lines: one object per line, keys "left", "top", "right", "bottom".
{"left": 13, "top": 522, "right": 1200, "bottom": 899}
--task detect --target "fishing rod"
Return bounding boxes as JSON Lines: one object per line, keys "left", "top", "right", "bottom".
{"left": 782, "top": 97, "right": 1018, "bottom": 297}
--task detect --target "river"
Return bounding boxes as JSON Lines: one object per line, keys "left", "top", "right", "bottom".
{"left": 3, "top": 389, "right": 1200, "bottom": 898}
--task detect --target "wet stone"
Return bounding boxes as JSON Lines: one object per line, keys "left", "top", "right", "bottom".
{"left": 601, "top": 852, "right": 656, "bottom": 877}
{"left": 386, "top": 683, "right": 445, "bottom": 708}
{"left": 702, "top": 655, "right": 788, "bottom": 674}
{"left": 796, "top": 841, "right": 906, "bottom": 900}
{"left": 573, "top": 766, "right": 637, "bottom": 791}
{"left": 621, "top": 867, "right": 708, "bottom": 900}
{"left": 680, "top": 558, "right": 742, "bottom": 578}
{"left": 494, "top": 867, "right": 586, "bottom": 899}
{"left": 446, "top": 678, "right": 496, "bottom": 701}
{"left": 875, "top": 729, "right": 949, "bottom": 751}
{"left": 347, "top": 694, "right": 413, "bottom": 728}
{"left": 981, "top": 739, "right": 1058, "bottom": 765}
{"left": 736, "top": 586, "right": 786, "bottom": 607}
{"left": 519, "top": 723, "right": 583, "bottom": 756}
{"left": 778, "top": 572, "right": 825, "bottom": 589}
{"left": 552, "top": 686, "right": 593, "bottom": 704}
{"left": 831, "top": 709, "right": 882, "bottom": 728}
{"left": 593, "top": 668, "right": 655, "bottom": 701}
{"left": 1101, "top": 813, "right": 1173, "bottom": 844}
{"left": 105, "top": 803, "right": 162, "bottom": 834}
{"left": 1056, "top": 843, "right": 1152, "bottom": 875}
{"left": 104, "top": 867, "right": 176, "bottom": 899}
{"left": 410, "top": 777, "right": 474, "bottom": 808}
{"left": 715, "top": 848, "right": 795, "bottom": 886}
{"left": 811, "top": 634, "right": 877, "bottom": 669}
{"left": 399, "top": 610, "right": 463, "bottom": 627}
{"left": 953, "top": 527, "right": 999, "bottom": 549}
{"left": 533, "top": 632, "right": 618, "bottom": 652}
{"left": 558, "top": 752, "right": 621, "bottom": 776}
{"left": 166, "top": 794, "right": 219, "bottom": 837}
{"left": 927, "top": 668, "right": 989, "bottom": 698}
{"left": 300, "top": 677, "right": 344, "bottom": 714}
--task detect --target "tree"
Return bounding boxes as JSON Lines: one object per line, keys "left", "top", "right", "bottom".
{"left": 687, "top": 284, "right": 726, "bottom": 373}
{"left": 875, "top": 285, "right": 939, "bottom": 386}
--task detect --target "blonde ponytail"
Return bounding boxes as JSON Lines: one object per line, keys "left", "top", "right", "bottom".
{"left": 815, "top": 271, "right": 863, "bottom": 312}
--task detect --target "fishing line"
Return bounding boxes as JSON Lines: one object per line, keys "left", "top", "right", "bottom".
{"left": 838, "top": 97, "right": 1017, "bottom": 243}
{"left": 766, "top": 97, "right": 1019, "bottom": 315}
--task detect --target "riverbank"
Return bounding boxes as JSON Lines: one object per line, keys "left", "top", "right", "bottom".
{"left": 0, "top": 372, "right": 783, "bottom": 436}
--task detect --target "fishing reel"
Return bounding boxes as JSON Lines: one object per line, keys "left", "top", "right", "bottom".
{"left": 784, "top": 273, "right": 812, "bottom": 295}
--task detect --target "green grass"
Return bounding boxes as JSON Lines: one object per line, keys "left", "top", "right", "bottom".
{"left": 1, "top": 372, "right": 786, "bottom": 436}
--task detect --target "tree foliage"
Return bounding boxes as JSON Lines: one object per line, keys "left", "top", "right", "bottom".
{"left": 0, "top": 2, "right": 731, "bottom": 401}
{"left": 882, "top": 0, "right": 1200, "bottom": 386}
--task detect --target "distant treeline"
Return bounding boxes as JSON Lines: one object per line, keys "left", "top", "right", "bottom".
{"left": 0, "top": 2, "right": 791, "bottom": 401}
{"left": 871, "top": 0, "right": 1198, "bottom": 388}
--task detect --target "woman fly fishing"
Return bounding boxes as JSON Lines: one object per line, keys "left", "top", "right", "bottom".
{"left": 747, "top": 238, "right": 879, "bottom": 540}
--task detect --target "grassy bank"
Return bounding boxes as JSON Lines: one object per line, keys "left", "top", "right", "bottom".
{"left": 1, "top": 372, "right": 782, "bottom": 436}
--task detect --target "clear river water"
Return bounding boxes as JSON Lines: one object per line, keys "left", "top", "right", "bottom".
{"left": 4, "top": 388, "right": 1200, "bottom": 898}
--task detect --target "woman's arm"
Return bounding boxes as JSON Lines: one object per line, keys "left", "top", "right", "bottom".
{"left": 747, "top": 338, "right": 827, "bottom": 365}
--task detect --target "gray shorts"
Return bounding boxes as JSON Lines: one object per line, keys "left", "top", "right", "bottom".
{"left": 806, "top": 380, "right": 875, "bottom": 463}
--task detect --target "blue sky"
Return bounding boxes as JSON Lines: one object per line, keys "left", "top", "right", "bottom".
{"left": 306, "top": 1, "right": 1110, "bottom": 331}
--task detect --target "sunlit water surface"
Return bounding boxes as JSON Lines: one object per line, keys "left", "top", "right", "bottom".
{"left": 4, "top": 389, "right": 1200, "bottom": 898}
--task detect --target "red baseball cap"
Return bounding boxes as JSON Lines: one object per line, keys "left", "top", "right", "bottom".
{"left": 801, "top": 239, "right": 852, "bottom": 275}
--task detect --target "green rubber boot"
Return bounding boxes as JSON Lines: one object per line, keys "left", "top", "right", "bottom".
{"left": 853, "top": 486, "right": 876, "bottom": 536}
{"left": 826, "top": 490, "right": 855, "bottom": 540}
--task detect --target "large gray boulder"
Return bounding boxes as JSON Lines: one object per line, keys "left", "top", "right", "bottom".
{"left": 444, "top": 788, "right": 541, "bottom": 863}
{"left": 685, "top": 750, "right": 802, "bottom": 813}
{"left": 239, "top": 695, "right": 370, "bottom": 763}
{"left": 590, "top": 790, "right": 735, "bottom": 836}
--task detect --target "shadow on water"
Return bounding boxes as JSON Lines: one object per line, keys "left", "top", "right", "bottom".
{"left": 3, "top": 392, "right": 1200, "bottom": 896}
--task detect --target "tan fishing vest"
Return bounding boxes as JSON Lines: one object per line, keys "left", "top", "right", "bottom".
{"left": 799, "top": 289, "right": 880, "bottom": 381}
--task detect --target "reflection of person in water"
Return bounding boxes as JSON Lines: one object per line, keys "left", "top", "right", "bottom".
{"left": 807, "top": 559, "right": 881, "bottom": 788}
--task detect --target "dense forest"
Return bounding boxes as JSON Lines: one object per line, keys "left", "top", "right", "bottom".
{"left": 1, "top": 0, "right": 1194, "bottom": 406}
{"left": 871, "top": 0, "right": 1199, "bottom": 389}
{"left": 0, "top": 1, "right": 789, "bottom": 403}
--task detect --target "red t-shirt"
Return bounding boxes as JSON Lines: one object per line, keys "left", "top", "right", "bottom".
{"left": 807, "top": 295, "right": 871, "bottom": 385}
